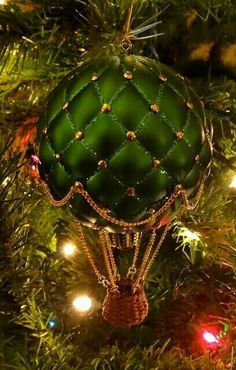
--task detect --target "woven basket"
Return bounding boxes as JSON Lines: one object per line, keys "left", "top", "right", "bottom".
{"left": 102, "top": 279, "right": 149, "bottom": 328}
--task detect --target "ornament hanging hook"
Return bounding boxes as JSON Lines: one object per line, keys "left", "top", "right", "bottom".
{"left": 120, "top": 0, "right": 134, "bottom": 53}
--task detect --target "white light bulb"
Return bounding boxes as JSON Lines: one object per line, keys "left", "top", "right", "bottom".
{"left": 62, "top": 242, "right": 76, "bottom": 256}
{"left": 73, "top": 295, "right": 93, "bottom": 313}
{"left": 203, "top": 331, "right": 219, "bottom": 344}
{"left": 183, "top": 228, "right": 200, "bottom": 241}
{"left": 229, "top": 175, "right": 236, "bottom": 189}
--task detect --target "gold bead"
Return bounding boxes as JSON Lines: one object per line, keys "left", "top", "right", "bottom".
{"left": 195, "top": 154, "right": 200, "bottom": 163}
{"left": 152, "top": 159, "right": 161, "bottom": 168}
{"left": 159, "top": 74, "right": 167, "bottom": 82}
{"left": 75, "top": 181, "right": 83, "bottom": 190}
{"left": 102, "top": 208, "right": 110, "bottom": 214}
{"left": 101, "top": 103, "right": 111, "bottom": 113}
{"left": 186, "top": 102, "right": 193, "bottom": 110}
{"left": 91, "top": 75, "right": 99, "bottom": 81}
{"left": 63, "top": 102, "right": 69, "bottom": 110}
{"left": 98, "top": 160, "right": 107, "bottom": 169}
{"left": 126, "top": 131, "right": 136, "bottom": 140}
{"left": 147, "top": 208, "right": 156, "bottom": 215}
{"left": 43, "top": 127, "right": 48, "bottom": 134}
{"left": 126, "top": 187, "right": 136, "bottom": 197}
{"left": 55, "top": 154, "right": 60, "bottom": 160}
{"left": 175, "top": 184, "right": 183, "bottom": 192}
{"left": 124, "top": 71, "right": 133, "bottom": 80}
{"left": 175, "top": 131, "right": 184, "bottom": 140}
{"left": 150, "top": 103, "right": 160, "bottom": 113}
{"left": 75, "top": 131, "right": 84, "bottom": 140}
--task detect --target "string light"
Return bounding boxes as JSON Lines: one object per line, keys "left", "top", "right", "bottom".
{"left": 203, "top": 331, "right": 219, "bottom": 344}
{"left": 62, "top": 242, "right": 76, "bottom": 257}
{"left": 72, "top": 295, "right": 93, "bottom": 313}
{"left": 181, "top": 228, "right": 200, "bottom": 241}
{"left": 48, "top": 319, "right": 57, "bottom": 329}
{"left": 229, "top": 175, "right": 236, "bottom": 189}
{"left": 0, "top": 0, "right": 7, "bottom": 5}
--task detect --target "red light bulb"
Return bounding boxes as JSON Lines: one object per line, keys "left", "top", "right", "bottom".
{"left": 203, "top": 331, "right": 219, "bottom": 344}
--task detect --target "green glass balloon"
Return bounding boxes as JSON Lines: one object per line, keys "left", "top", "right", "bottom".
{"left": 37, "top": 54, "right": 212, "bottom": 231}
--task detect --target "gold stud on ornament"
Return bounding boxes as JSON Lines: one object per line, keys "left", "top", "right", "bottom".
{"left": 150, "top": 103, "right": 160, "bottom": 113}
{"left": 75, "top": 181, "right": 83, "bottom": 190}
{"left": 147, "top": 208, "right": 156, "bottom": 215}
{"left": 75, "top": 131, "right": 84, "bottom": 140}
{"left": 101, "top": 103, "right": 111, "bottom": 113}
{"left": 175, "top": 131, "right": 184, "bottom": 141}
{"left": 126, "top": 187, "right": 136, "bottom": 196}
{"left": 98, "top": 160, "right": 107, "bottom": 169}
{"left": 91, "top": 75, "right": 99, "bottom": 81}
{"left": 152, "top": 159, "right": 161, "bottom": 168}
{"left": 126, "top": 131, "right": 136, "bottom": 141}
{"left": 124, "top": 71, "right": 133, "bottom": 80}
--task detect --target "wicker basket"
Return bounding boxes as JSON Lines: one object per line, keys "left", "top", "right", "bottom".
{"left": 102, "top": 279, "right": 149, "bottom": 328}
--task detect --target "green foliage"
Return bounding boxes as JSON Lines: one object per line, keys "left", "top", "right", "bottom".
{"left": 88, "top": 341, "right": 229, "bottom": 370}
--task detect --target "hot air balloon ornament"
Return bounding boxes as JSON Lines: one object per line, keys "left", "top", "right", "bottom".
{"left": 36, "top": 25, "right": 212, "bottom": 328}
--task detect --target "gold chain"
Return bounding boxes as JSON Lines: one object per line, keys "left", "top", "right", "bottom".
{"left": 127, "top": 232, "right": 142, "bottom": 278}
{"left": 180, "top": 175, "right": 206, "bottom": 211}
{"left": 40, "top": 180, "right": 182, "bottom": 228}
{"left": 109, "top": 233, "right": 122, "bottom": 250}
{"left": 142, "top": 224, "right": 169, "bottom": 281}
{"left": 40, "top": 180, "right": 74, "bottom": 206}
{"left": 99, "top": 229, "right": 118, "bottom": 291}
{"left": 75, "top": 220, "right": 109, "bottom": 287}
{"left": 79, "top": 184, "right": 181, "bottom": 227}
{"left": 104, "top": 231, "right": 120, "bottom": 281}
{"left": 134, "top": 229, "right": 157, "bottom": 290}
{"left": 120, "top": 0, "right": 134, "bottom": 52}
{"left": 126, "top": 232, "right": 132, "bottom": 248}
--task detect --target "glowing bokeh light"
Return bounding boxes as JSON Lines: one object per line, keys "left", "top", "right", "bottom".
{"left": 183, "top": 228, "right": 200, "bottom": 241}
{"left": 229, "top": 175, "right": 236, "bottom": 189}
{"left": 203, "top": 331, "right": 219, "bottom": 344}
{"left": 62, "top": 242, "right": 76, "bottom": 256}
{"left": 48, "top": 320, "right": 56, "bottom": 328}
{"left": 73, "top": 295, "right": 93, "bottom": 313}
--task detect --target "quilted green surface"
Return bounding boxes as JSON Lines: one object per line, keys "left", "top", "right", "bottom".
{"left": 37, "top": 54, "right": 212, "bottom": 231}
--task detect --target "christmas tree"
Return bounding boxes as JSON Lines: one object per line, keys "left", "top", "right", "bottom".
{"left": 0, "top": 0, "right": 236, "bottom": 369}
